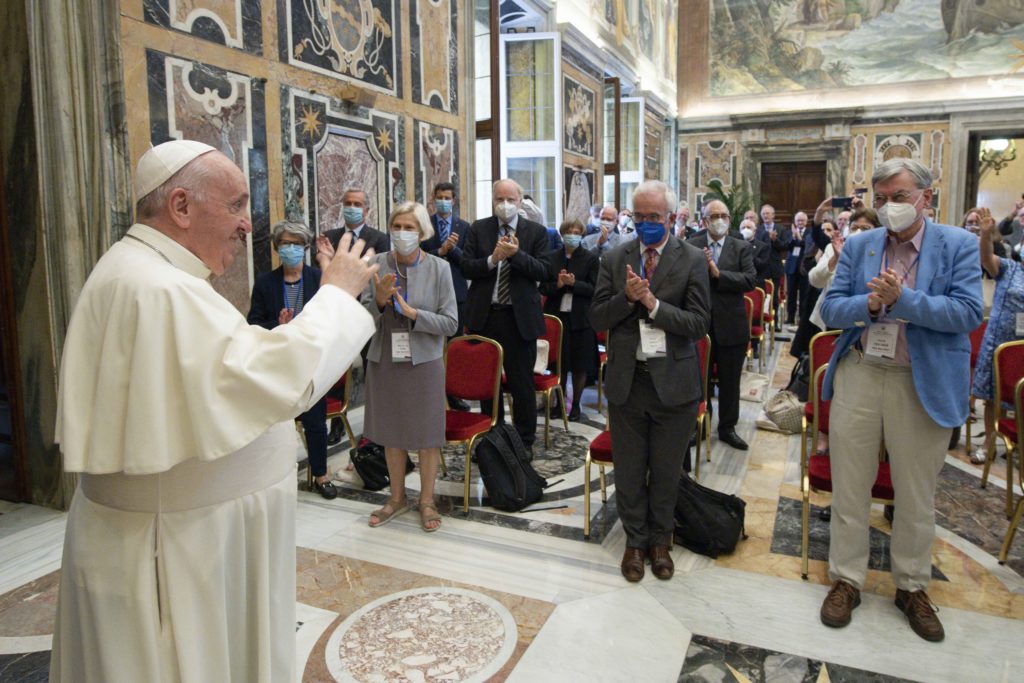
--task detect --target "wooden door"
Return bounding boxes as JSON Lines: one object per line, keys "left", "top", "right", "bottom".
{"left": 760, "top": 161, "right": 827, "bottom": 226}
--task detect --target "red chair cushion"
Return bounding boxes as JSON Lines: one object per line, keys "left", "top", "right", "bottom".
{"left": 445, "top": 410, "right": 492, "bottom": 441}
{"left": 697, "top": 400, "right": 706, "bottom": 418}
{"left": 534, "top": 373, "right": 560, "bottom": 391}
{"left": 447, "top": 340, "right": 501, "bottom": 400}
{"left": 599, "top": 351, "right": 607, "bottom": 364}
{"left": 808, "top": 455, "right": 894, "bottom": 499}
{"left": 325, "top": 397, "right": 342, "bottom": 415}
{"left": 751, "top": 325, "right": 764, "bottom": 336}
{"left": 804, "top": 400, "right": 831, "bottom": 434}
{"left": 998, "top": 417, "right": 1018, "bottom": 442}
{"left": 589, "top": 431, "right": 613, "bottom": 464}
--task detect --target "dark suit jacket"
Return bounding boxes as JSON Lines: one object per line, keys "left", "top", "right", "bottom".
{"left": 783, "top": 227, "right": 807, "bottom": 275}
{"left": 749, "top": 238, "right": 772, "bottom": 289}
{"left": 540, "top": 246, "right": 599, "bottom": 330}
{"left": 687, "top": 233, "right": 757, "bottom": 346}
{"left": 247, "top": 264, "right": 320, "bottom": 329}
{"left": 755, "top": 222, "right": 790, "bottom": 279}
{"left": 422, "top": 213, "right": 470, "bottom": 302}
{"left": 323, "top": 224, "right": 390, "bottom": 256}
{"left": 589, "top": 236, "right": 711, "bottom": 407}
{"left": 460, "top": 216, "right": 555, "bottom": 339}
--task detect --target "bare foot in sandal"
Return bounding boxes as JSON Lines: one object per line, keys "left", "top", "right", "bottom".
{"left": 368, "top": 497, "right": 409, "bottom": 527}
{"left": 419, "top": 500, "right": 442, "bottom": 532}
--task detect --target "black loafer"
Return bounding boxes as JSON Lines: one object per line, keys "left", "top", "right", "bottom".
{"left": 326, "top": 418, "right": 343, "bottom": 445}
{"left": 719, "top": 429, "right": 749, "bottom": 451}
{"left": 314, "top": 480, "right": 338, "bottom": 500}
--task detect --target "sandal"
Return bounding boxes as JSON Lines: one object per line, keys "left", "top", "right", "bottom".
{"left": 368, "top": 498, "right": 409, "bottom": 527}
{"left": 419, "top": 501, "right": 442, "bottom": 533}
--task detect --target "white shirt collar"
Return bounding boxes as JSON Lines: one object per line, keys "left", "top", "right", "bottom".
{"left": 127, "top": 223, "right": 211, "bottom": 279}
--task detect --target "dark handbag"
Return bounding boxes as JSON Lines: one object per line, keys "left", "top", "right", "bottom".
{"left": 785, "top": 352, "right": 810, "bottom": 402}
{"left": 673, "top": 474, "right": 747, "bottom": 558}
{"left": 350, "top": 438, "right": 414, "bottom": 491}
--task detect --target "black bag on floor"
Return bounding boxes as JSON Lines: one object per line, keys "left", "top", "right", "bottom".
{"left": 673, "top": 474, "right": 747, "bottom": 558}
{"left": 475, "top": 424, "right": 547, "bottom": 511}
{"left": 786, "top": 352, "right": 810, "bottom": 402}
{"left": 351, "top": 438, "right": 414, "bottom": 491}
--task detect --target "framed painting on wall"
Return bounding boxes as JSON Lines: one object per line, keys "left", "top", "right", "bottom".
{"left": 563, "top": 75, "right": 595, "bottom": 158}
{"left": 563, "top": 166, "right": 595, "bottom": 224}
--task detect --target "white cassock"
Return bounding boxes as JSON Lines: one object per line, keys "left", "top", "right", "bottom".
{"left": 49, "top": 223, "right": 375, "bottom": 683}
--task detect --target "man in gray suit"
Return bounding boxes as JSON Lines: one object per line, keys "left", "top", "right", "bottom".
{"left": 590, "top": 180, "right": 711, "bottom": 583}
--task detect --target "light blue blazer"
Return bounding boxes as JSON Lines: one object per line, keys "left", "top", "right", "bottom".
{"left": 820, "top": 220, "right": 983, "bottom": 428}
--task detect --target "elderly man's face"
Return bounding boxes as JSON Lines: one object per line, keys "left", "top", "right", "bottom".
{"left": 794, "top": 213, "right": 807, "bottom": 228}
{"left": 492, "top": 181, "right": 522, "bottom": 211}
{"left": 836, "top": 211, "right": 851, "bottom": 230}
{"left": 599, "top": 206, "right": 618, "bottom": 223}
{"left": 188, "top": 152, "right": 252, "bottom": 276}
{"left": 744, "top": 210, "right": 757, "bottom": 223}
{"left": 761, "top": 206, "right": 775, "bottom": 223}
{"left": 633, "top": 191, "right": 670, "bottom": 227}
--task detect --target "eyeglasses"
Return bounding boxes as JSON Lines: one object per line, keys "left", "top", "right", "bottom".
{"left": 872, "top": 191, "right": 919, "bottom": 208}
{"left": 633, "top": 213, "right": 666, "bottom": 223}
{"left": 706, "top": 213, "right": 730, "bottom": 221}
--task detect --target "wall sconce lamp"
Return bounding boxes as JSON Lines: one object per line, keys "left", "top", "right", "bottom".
{"left": 980, "top": 139, "right": 1017, "bottom": 176}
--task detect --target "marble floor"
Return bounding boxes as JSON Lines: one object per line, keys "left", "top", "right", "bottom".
{"left": 2, "top": 338, "right": 1023, "bottom": 682}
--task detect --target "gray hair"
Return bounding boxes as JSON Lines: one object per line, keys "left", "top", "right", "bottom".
{"left": 493, "top": 178, "right": 524, "bottom": 200}
{"left": 271, "top": 220, "right": 313, "bottom": 247}
{"left": 388, "top": 201, "right": 435, "bottom": 241}
{"left": 342, "top": 187, "right": 371, "bottom": 208}
{"left": 702, "top": 199, "right": 729, "bottom": 218}
{"left": 135, "top": 155, "right": 215, "bottom": 219}
{"left": 872, "top": 158, "right": 933, "bottom": 190}
{"left": 633, "top": 180, "right": 678, "bottom": 216}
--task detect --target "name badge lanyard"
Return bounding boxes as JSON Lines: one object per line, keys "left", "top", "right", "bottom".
{"left": 391, "top": 252, "right": 420, "bottom": 328}
{"left": 878, "top": 247, "right": 920, "bottom": 320}
{"left": 282, "top": 275, "right": 303, "bottom": 313}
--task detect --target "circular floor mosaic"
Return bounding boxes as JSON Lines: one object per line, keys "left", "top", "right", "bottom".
{"left": 324, "top": 586, "right": 518, "bottom": 682}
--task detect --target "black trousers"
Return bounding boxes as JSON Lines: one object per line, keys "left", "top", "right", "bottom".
{"left": 786, "top": 272, "right": 807, "bottom": 323}
{"left": 299, "top": 396, "right": 328, "bottom": 477}
{"left": 609, "top": 365, "right": 698, "bottom": 549}
{"left": 710, "top": 334, "right": 746, "bottom": 434}
{"left": 474, "top": 306, "right": 538, "bottom": 447}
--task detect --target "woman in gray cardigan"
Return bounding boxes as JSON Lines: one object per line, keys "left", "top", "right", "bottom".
{"left": 359, "top": 201, "right": 458, "bottom": 531}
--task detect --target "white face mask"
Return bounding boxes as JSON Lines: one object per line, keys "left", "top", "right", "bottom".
{"left": 494, "top": 201, "right": 518, "bottom": 222}
{"left": 600, "top": 219, "right": 615, "bottom": 230}
{"left": 390, "top": 230, "right": 420, "bottom": 256}
{"left": 878, "top": 200, "right": 919, "bottom": 233}
{"left": 708, "top": 218, "right": 729, "bottom": 237}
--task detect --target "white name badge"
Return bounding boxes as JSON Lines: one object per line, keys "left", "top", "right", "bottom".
{"left": 391, "top": 331, "right": 412, "bottom": 362}
{"left": 1017, "top": 312, "right": 1024, "bottom": 337}
{"left": 640, "top": 321, "right": 667, "bottom": 357}
{"left": 559, "top": 293, "right": 573, "bottom": 312}
{"left": 865, "top": 322, "right": 898, "bottom": 359}
{"left": 792, "top": 246, "right": 802, "bottom": 257}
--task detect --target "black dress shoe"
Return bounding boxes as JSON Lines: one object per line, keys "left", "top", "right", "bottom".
{"left": 448, "top": 396, "right": 471, "bottom": 411}
{"left": 649, "top": 544, "right": 674, "bottom": 580}
{"left": 313, "top": 479, "right": 338, "bottom": 500}
{"left": 326, "top": 418, "right": 343, "bottom": 445}
{"left": 818, "top": 505, "right": 832, "bottom": 522}
{"left": 567, "top": 408, "right": 581, "bottom": 421}
{"left": 719, "top": 429, "right": 748, "bottom": 450}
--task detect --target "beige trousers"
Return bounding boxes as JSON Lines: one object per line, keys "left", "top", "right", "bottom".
{"left": 828, "top": 352, "right": 949, "bottom": 591}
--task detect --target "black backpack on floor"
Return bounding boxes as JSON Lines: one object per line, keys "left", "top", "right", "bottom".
{"left": 673, "top": 474, "right": 747, "bottom": 558}
{"left": 475, "top": 424, "right": 547, "bottom": 511}
{"left": 786, "top": 353, "right": 811, "bottom": 402}
{"left": 351, "top": 438, "right": 414, "bottom": 491}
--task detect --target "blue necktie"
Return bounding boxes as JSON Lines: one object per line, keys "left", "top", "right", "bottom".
{"left": 712, "top": 241, "right": 721, "bottom": 264}
{"left": 438, "top": 218, "right": 449, "bottom": 242}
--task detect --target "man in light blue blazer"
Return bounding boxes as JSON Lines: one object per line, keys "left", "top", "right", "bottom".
{"left": 817, "top": 158, "right": 982, "bottom": 643}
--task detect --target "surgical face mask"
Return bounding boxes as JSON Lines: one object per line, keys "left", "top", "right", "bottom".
{"left": 343, "top": 206, "right": 364, "bottom": 225}
{"left": 965, "top": 221, "right": 980, "bottom": 234}
{"left": 600, "top": 219, "right": 616, "bottom": 231}
{"left": 277, "top": 243, "right": 305, "bottom": 267}
{"left": 877, "top": 198, "right": 920, "bottom": 233}
{"left": 563, "top": 234, "right": 582, "bottom": 249}
{"left": 708, "top": 218, "right": 729, "bottom": 237}
{"left": 435, "top": 198, "right": 453, "bottom": 215}
{"left": 740, "top": 227, "right": 754, "bottom": 241}
{"left": 635, "top": 221, "right": 667, "bottom": 246}
{"left": 494, "top": 201, "right": 518, "bottom": 222}
{"left": 390, "top": 230, "right": 421, "bottom": 256}
{"left": 618, "top": 215, "right": 631, "bottom": 228}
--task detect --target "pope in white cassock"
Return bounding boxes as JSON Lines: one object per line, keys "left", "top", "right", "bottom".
{"left": 49, "top": 140, "right": 379, "bottom": 682}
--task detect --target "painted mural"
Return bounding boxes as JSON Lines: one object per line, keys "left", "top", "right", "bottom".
{"left": 563, "top": 75, "right": 596, "bottom": 158}
{"left": 144, "top": 0, "right": 263, "bottom": 53}
{"left": 414, "top": 121, "right": 458, "bottom": 214}
{"left": 279, "top": 0, "right": 400, "bottom": 97}
{"left": 709, "top": 0, "right": 1024, "bottom": 96}
{"left": 564, "top": 167, "right": 595, "bottom": 225}
{"left": 146, "top": 50, "right": 269, "bottom": 313}
{"left": 282, "top": 87, "right": 403, "bottom": 236}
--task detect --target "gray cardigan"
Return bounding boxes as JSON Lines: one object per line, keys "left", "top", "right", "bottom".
{"left": 360, "top": 250, "right": 459, "bottom": 364}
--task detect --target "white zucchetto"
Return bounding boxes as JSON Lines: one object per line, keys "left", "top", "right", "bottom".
{"left": 134, "top": 139, "right": 216, "bottom": 199}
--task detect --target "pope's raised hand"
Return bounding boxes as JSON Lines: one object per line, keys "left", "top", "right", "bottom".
{"left": 321, "top": 232, "right": 378, "bottom": 298}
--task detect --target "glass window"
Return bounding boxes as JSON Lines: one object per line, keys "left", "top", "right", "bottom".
{"left": 509, "top": 157, "right": 556, "bottom": 228}
{"left": 603, "top": 88, "right": 616, "bottom": 166}
{"left": 505, "top": 40, "right": 555, "bottom": 142}
{"left": 475, "top": 139, "right": 493, "bottom": 222}
{"left": 621, "top": 100, "right": 641, "bottom": 173}
{"left": 474, "top": 0, "right": 491, "bottom": 123}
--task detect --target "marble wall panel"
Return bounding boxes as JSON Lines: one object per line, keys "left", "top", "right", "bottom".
{"left": 413, "top": 121, "right": 458, "bottom": 214}
{"left": 678, "top": 145, "right": 689, "bottom": 205}
{"left": 282, "top": 88, "right": 403, "bottom": 236}
{"left": 143, "top": 0, "right": 262, "bottom": 53}
{"left": 410, "top": 0, "right": 457, "bottom": 113}
{"left": 644, "top": 113, "right": 663, "bottom": 181}
{"left": 563, "top": 75, "right": 595, "bottom": 159}
{"left": 279, "top": 0, "right": 401, "bottom": 98}
{"left": 695, "top": 140, "right": 737, "bottom": 188}
{"left": 563, "top": 166, "right": 594, "bottom": 225}
{"left": 146, "top": 49, "right": 269, "bottom": 313}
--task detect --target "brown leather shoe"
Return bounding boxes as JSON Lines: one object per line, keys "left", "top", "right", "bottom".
{"left": 820, "top": 580, "right": 860, "bottom": 628}
{"left": 895, "top": 589, "right": 945, "bottom": 642}
{"left": 620, "top": 547, "right": 645, "bottom": 582}
{"left": 649, "top": 544, "right": 674, "bottom": 580}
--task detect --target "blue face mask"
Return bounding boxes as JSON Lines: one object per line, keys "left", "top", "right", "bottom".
{"left": 435, "top": 199, "right": 453, "bottom": 216}
{"left": 563, "top": 234, "right": 582, "bottom": 249}
{"left": 635, "top": 221, "right": 667, "bottom": 246}
{"left": 343, "top": 206, "right": 363, "bottom": 225}
{"left": 278, "top": 244, "right": 305, "bottom": 267}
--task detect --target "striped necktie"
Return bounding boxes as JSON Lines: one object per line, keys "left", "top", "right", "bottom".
{"left": 496, "top": 225, "right": 512, "bottom": 304}
{"left": 438, "top": 218, "right": 449, "bottom": 242}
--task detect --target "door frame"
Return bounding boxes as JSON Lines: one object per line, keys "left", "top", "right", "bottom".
{"left": 949, "top": 110, "right": 1024, "bottom": 222}
{"left": 743, "top": 143, "right": 847, "bottom": 214}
